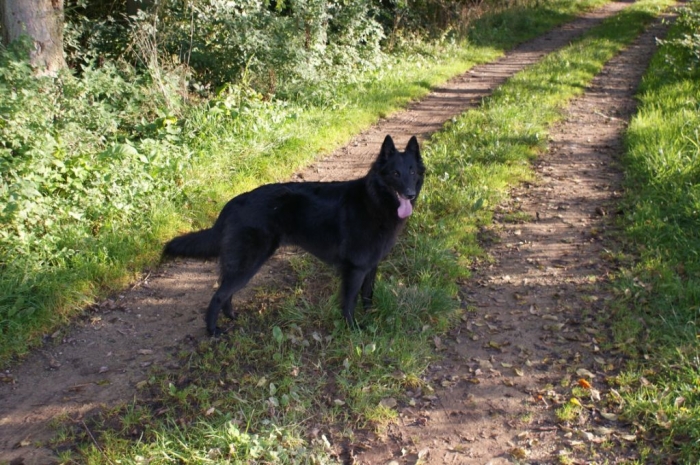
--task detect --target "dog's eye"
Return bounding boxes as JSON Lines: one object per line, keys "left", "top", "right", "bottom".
{"left": 393, "top": 171, "right": 400, "bottom": 177}
{"left": 409, "top": 169, "right": 415, "bottom": 175}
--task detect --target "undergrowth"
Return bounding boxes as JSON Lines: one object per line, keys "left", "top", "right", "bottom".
{"left": 610, "top": 0, "right": 700, "bottom": 461}
{"left": 51, "top": 0, "right": 673, "bottom": 462}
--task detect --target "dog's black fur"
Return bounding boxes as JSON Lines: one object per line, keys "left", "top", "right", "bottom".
{"left": 163, "top": 135, "right": 425, "bottom": 335}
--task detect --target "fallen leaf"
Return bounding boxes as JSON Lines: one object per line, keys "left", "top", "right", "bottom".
{"left": 576, "top": 368, "right": 595, "bottom": 378}
{"left": 509, "top": 447, "right": 529, "bottom": 459}
{"left": 545, "top": 323, "right": 566, "bottom": 332}
{"left": 578, "top": 378, "right": 592, "bottom": 389}
{"left": 600, "top": 411, "right": 618, "bottom": 421}
{"left": 380, "top": 397, "right": 397, "bottom": 408}
{"left": 17, "top": 439, "right": 31, "bottom": 448}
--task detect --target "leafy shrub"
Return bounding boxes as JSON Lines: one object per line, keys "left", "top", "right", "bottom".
{"left": 657, "top": 0, "right": 700, "bottom": 73}
{"left": 65, "top": 0, "right": 387, "bottom": 99}
{"left": 0, "top": 38, "right": 191, "bottom": 325}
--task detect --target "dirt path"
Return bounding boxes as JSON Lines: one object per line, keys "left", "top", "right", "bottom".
{"left": 353, "top": 13, "right": 672, "bottom": 465}
{"left": 0, "top": 2, "right": 667, "bottom": 464}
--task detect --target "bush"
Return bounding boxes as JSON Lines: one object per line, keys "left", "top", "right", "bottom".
{"left": 65, "top": 0, "right": 387, "bottom": 98}
{"left": 657, "top": 0, "right": 700, "bottom": 73}
{"left": 0, "top": 37, "right": 191, "bottom": 324}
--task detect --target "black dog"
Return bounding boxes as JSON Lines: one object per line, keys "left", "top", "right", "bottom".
{"left": 164, "top": 135, "right": 425, "bottom": 335}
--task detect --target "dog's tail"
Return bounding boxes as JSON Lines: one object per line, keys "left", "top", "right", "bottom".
{"left": 163, "top": 228, "right": 220, "bottom": 259}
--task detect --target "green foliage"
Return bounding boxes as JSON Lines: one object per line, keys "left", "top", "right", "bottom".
{"left": 657, "top": 1, "right": 700, "bottom": 73}
{"left": 66, "top": 0, "right": 387, "bottom": 99}
{"left": 0, "top": 37, "right": 191, "bottom": 339}
{"left": 611, "top": 1, "right": 700, "bottom": 461}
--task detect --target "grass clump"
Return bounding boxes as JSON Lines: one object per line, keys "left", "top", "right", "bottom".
{"left": 54, "top": 0, "right": 674, "bottom": 462}
{"left": 608, "top": 0, "right": 700, "bottom": 461}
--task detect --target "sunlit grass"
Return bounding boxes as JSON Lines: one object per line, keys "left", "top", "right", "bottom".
{"left": 609, "top": 1, "right": 700, "bottom": 461}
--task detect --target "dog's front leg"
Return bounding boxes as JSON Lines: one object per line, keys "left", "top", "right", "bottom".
{"left": 361, "top": 266, "right": 377, "bottom": 310}
{"left": 340, "top": 266, "right": 367, "bottom": 329}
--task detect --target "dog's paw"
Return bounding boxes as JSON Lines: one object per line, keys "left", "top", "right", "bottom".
{"left": 345, "top": 318, "right": 364, "bottom": 332}
{"left": 222, "top": 309, "right": 237, "bottom": 320}
{"left": 207, "top": 326, "right": 227, "bottom": 337}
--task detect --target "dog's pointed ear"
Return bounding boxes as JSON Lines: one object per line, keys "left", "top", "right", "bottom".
{"left": 405, "top": 136, "right": 419, "bottom": 155}
{"left": 379, "top": 135, "right": 396, "bottom": 161}
{"left": 406, "top": 136, "right": 424, "bottom": 169}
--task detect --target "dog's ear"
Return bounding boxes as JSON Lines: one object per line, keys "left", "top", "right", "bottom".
{"left": 406, "top": 136, "right": 425, "bottom": 171}
{"left": 379, "top": 135, "right": 396, "bottom": 162}
{"left": 405, "top": 136, "right": 419, "bottom": 156}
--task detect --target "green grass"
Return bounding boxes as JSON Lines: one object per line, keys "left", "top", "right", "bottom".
{"left": 0, "top": 0, "right": 609, "bottom": 363}
{"left": 607, "top": 1, "right": 700, "bottom": 461}
{"left": 54, "top": 0, "right": 673, "bottom": 462}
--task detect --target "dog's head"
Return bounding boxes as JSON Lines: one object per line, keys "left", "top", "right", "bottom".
{"left": 372, "top": 135, "right": 425, "bottom": 219}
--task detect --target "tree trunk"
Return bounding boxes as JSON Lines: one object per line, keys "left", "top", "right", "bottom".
{"left": 0, "top": 0, "right": 67, "bottom": 75}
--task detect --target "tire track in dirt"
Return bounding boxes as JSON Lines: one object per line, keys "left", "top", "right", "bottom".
{"left": 0, "top": 2, "right": 646, "bottom": 464}
{"left": 352, "top": 13, "right": 672, "bottom": 465}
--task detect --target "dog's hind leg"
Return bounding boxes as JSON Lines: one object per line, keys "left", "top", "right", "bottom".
{"left": 205, "top": 277, "right": 249, "bottom": 336}
{"left": 340, "top": 266, "right": 369, "bottom": 329}
{"left": 205, "top": 233, "right": 279, "bottom": 336}
{"left": 360, "top": 266, "right": 377, "bottom": 310}
{"left": 222, "top": 299, "right": 235, "bottom": 320}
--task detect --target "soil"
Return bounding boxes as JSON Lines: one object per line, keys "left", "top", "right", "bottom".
{"left": 0, "top": 3, "right": 672, "bottom": 464}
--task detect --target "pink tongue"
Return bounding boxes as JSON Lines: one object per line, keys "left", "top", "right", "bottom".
{"left": 398, "top": 196, "right": 413, "bottom": 218}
